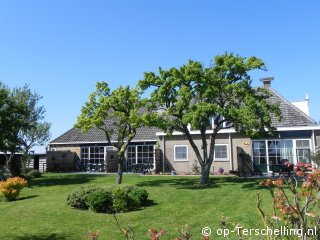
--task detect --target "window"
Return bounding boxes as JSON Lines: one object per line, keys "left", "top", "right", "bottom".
{"left": 126, "top": 145, "right": 155, "bottom": 169}
{"left": 214, "top": 145, "right": 228, "bottom": 161}
{"left": 81, "top": 147, "right": 89, "bottom": 165}
{"left": 252, "top": 141, "right": 266, "bottom": 165}
{"left": 80, "top": 146, "right": 105, "bottom": 165}
{"left": 137, "top": 145, "right": 154, "bottom": 164}
{"left": 296, "top": 140, "right": 311, "bottom": 163}
{"left": 252, "top": 139, "right": 312, "bottom": 172}
{"left": 127, "top": 146, "right": 136, "bottom": 167}
{"left": 89, "top": 146, "right": 105, "bottom": 164}
{"left": 267, "top": 140, "right": 293, "bottom": 165}
{"left": 174, "top": 145, "right": 188, "bottom": 161}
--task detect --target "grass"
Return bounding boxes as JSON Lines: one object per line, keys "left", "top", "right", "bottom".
{"left": 0, "top": 173, "right": 272, "bottom": 240}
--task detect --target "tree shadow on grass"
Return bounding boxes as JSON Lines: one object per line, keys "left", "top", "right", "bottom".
{"left": 29, "top": 174, "right": 106, "bottom": 187}
{"left": 136, "top": 176, "right": 264, "bottom": 190}
{"left": 0, "top": 195, "right": 39, "bottom": 202}
{"left": 140, "top": 199, "right": 157, "bottom": 210}
{"left": 16, "top": 195, "right": 38, "bottom": 201}
{"left": 13, "top": 233, "right": 68, "bottom": 240}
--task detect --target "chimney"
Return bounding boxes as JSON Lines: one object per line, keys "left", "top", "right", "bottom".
{"left": 260, "top": 77, "right": 274, "bottom": 88}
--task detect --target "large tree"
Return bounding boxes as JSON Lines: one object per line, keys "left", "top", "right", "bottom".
{"left": 75, "top": 82, "right": 146, "bottom": 184}
{"left": 139, "top": 53, "right": 281, "bottom": 185}
{"left": 0, "top": 82, "right": 51, "bottom": 176}
{"left": 0, "top": 83, "right": 29, "bottom": 175}
{"left": 15, "top": 85, "right": 51, "bottom": 168}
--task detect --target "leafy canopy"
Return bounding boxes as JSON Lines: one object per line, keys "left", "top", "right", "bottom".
{"left": 0, "top": 81, "right": 51, "bottom": 176}
{"left": 0, "top": 82, "right": 30, "bottom": 153}
{"left": 76, "top": 82, "right": 146, "bottom": 149}
{"left": 13, "top": 85, "right": 51, "bottom": 152}
{"left": 139, "top": 52, "right": 281, "bottom": 138}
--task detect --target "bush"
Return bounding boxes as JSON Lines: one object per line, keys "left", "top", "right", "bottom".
{"left": 67, "top": 185, "right": 149, "bottom": 213}
{"left": 27, "top": 169, "right": 42, "bottom": 178}
{"left": 112, "top": 185, "right": 149, "bottom": 212}
{"left": 21, "top": 169, "right": 42, "bottom": 180}
{"left": 67, "top": 185, "right": 104, "bottom": 209}
{"left": 86, "top": 189, "right": 113, "bottom": 213}
{"left": 127, "top": 186, "right": 148, "bottom": 206}
{"left": 0, "top": 177, "right": 28, "bottom": 201}
{"left": 111, "top": 186, "right": 131, "bottom": 212}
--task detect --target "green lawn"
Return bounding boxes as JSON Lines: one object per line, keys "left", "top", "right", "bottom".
{"left": 0, "top": 173, "right": 271, "bottom": 240}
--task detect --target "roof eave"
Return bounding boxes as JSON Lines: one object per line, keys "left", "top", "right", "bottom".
{"left": 156, "top": 125, "right": 320, "bottom": 136}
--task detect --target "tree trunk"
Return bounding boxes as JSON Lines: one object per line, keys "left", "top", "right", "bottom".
{"left": 200, "top": 163, "right": 211, "bottom": 185}
{"left": 116, "top": 158, "right": 123, "bottom": 184}
{"left": 5, "top": 153, "right": 20, "bottom": 177}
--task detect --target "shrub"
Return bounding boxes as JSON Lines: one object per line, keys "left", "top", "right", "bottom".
{"left": 111, "top": 186, "right": 131, "bottom": 212}
{"left": 27, "top": 169, "right": 42, "bottom": 178}
{"left": 127, "top": 186, "right": 148, "bottom": 206}
{"left": 0, "top": 177, "right": 28, "bottom": 201}
{"left": 112, "top": 185, "right": 148, "bottom": 212}
{"left": 21, "top": 169, "right": 42, "bottom": 180}
{"left": 68, "top": 185, "right": 149, "bottom": 213}
{"left": 258, "top": 164, "right": 320, "bottom": 237}
{"left": 86, "top": 189, "right": 113, "bottom": 213}
{"left": 67, "top": 185, "right": 104, "bottom": 209}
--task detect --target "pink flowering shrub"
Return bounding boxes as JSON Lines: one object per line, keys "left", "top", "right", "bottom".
{"left": 258, "top": 163, "right": 320, "bottom": 239}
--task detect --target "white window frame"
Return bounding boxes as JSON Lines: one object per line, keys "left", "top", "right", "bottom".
{"left": 80, "top": 146, "right": 105, "bottom": 165}
{"left": 295, "top": 139, "right": 312, "bottom": 164}
{"left": 252, "top": 138, "right": 312, "bottom": 172}
{"left": 214, "top": 144, "right": 229, "bottom": 162}
{"left": 126, "top": 145, "right": 156, "bottom": 170}
{"left": 174, "top": 145, "right": 188, "bottom": 162}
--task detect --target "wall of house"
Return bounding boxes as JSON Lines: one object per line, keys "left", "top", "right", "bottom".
{"left": 161, "top": 133, "right": 236, "bottom": 174}
{"left": 46, "top": 151, "right": 79, "bottom": 172}
{"left": 49, "top": 144, "right": 81, "bottom": 159}
{"left": 230, "top": 133, "right": 252, "bottom": 171}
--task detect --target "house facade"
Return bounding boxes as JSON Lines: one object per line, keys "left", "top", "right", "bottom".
{"left": 48, "top": 79, "right": 320, "bottom": 174}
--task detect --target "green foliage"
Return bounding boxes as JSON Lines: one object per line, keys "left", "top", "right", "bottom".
{"left": 0, "top": 166, "right": 10, "bottom": 181}
{"left": 75, "top": 82, "right": 148, "bottom": 184}
{"left": 86, "top": 189, "right": 113, "bottom": 213}
{"left": 138, "top": 53, "right": 281, "bottom": 184}
{"left": 1, "top": 173, "right": 268, "bottom": 239}
{"left": 127, "top": 185, "right": 148, "bottom": 206}
{"left": 0, "top": 81, "right": 51, "bottom": 176}
{"left": 67, "top": 184, "right": 149, "bottom": 213}
{"left": 111, "top": 185, "right": 148, "bottom": 212}
{"left": 307, "top": 150, "right": 320, "bottom": 167}
{"left": 111, "top": 186, "right": 131, "bottom": 212}
{"left": 0, "top": 82, "right": 29, "bottom": 157}
{"left": 22, "top": 169, "right": 42, "bottom": 180}
{"left": 67, "top": 185, "right": 104, "bottom": 209}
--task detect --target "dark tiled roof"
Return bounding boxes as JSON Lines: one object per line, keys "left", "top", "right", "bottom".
{"left": 50, "top": 107, "right": 159, "bottom": 144}
{"left": 51, "top": 88, "right": 318, "bottom": 144}
{"left": 50, "top": 125, "right": 159, "bottom": 144}
{"left": 267, "top": 88, "right": 317, "bottom": 127}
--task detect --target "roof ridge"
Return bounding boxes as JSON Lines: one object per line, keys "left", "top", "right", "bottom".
{"left": 268, "top": 88, "right": 317, "bottom": 124}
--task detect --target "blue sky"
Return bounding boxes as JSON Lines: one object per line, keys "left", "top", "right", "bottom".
{"left": 1, "top": 1, "right": 319, "bottom": 152}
